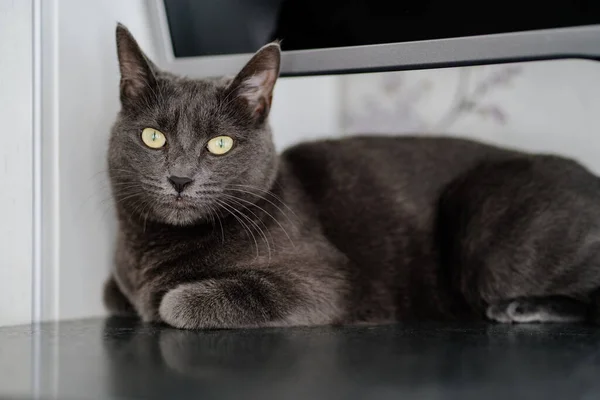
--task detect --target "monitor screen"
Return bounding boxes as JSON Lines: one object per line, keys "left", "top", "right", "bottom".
{"left": 163, "top": 0, "right": 600, "bottom": 58}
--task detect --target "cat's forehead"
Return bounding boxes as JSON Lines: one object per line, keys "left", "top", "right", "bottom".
{"left": 149, "top": 76, "right": 235, "bottom": 132}
{"left": 162, "top": 77, "right": 224, "bottom": 111}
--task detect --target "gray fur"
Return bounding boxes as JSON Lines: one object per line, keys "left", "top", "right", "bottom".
{"left": 104, "top": 24, "right": 600, "bottom": 329}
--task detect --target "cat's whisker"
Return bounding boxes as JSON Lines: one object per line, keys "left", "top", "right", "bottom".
{"left": 214, "top": 198, "right": 260, "bottom": 261}
{"left": 213, "top": 204, "right": 225, "bottom": 245}
{"left": 226, "top": 186, "right": 298, "bottom": 228}
{"left": 226, "top": 202, "right": 270, "bottom": 264}
{"left": 204, "top": 204, "right": 213, "bottom": 226}
{"left": 142, "top": 201, "right": 152, "bottom": 233}
{"left": 106, "top": 168, "right": 137, "bottom": 173}
{"left": 113, "top": 192, "right": 145, "bottom": 206}
{"left": 221, "top": 193, "right": 273, "bottom": 264}
{"left": 217, "top": 198, "right": 260, "bottom": 260}
{"left": 112, "top": 189, "right": 143, "bottom": 198}
{"left": 194, "top": 190, "right": 222, "bottom": 196}
{"left": 224, "top": 189, "right": 296, "bottom": 247}
{"left": 225, "top": 196, "right": 294, "bottom": 262}
{"left": 220, "top": 199, "right": 262, "bottom": 262}
{"left": 205, "top": 202, "right": 225, "bottom": 244}
{"left": 123, "top": 196, "right": 151, "bottom": 225}
{"left": 200, "top": 182, "right": 225, "bottom": 188}
{"left": 205, "top": 202, "right": 216, "bottom": 227}
{"left": 106, "top": 187, "right": 141, "bottom": 195}
{"left": 108, "top": 182, "right": 146, "bottom": 187}
{"left": 105, "top": 170, "right": 140, "bottom": 178}
{"left": 98, "top": 193, "right": 152, "bottom": 225}
{"left": 228, "top": 183, "right": 299, "bottom": 218}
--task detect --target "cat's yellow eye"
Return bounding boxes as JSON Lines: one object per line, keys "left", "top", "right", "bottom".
{"left": 207, "top": 136, "right": 234, "bottom": 155}
{"left": 141, "top": 128, "right": 166, "bottom": 149}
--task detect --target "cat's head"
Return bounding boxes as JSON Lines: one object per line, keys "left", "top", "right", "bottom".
{"left": 108, "top": 24, "right": 281, "bottom": 226}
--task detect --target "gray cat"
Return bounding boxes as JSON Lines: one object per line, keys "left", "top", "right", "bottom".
{"left": 104, "top": 24, "right": 600, "bottom": 329}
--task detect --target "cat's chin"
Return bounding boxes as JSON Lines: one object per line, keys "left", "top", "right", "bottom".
{"left": 157, "top": 197, "right": 206, "bottom": 226}
{"left": 161, "top": 209, "right": 204, "bottom": 226}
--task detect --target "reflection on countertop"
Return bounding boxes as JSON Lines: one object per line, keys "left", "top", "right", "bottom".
{"left": 0, "top": 317, "right": 599, "bottom": 399}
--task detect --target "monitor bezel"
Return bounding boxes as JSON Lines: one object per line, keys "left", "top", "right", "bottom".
{"left": 149, "top": 0, "right": 600, "bottom": 79}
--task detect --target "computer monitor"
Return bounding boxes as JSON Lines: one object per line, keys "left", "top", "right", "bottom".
{"left": 149, "top": 0, "right": 600, "bottom": 77}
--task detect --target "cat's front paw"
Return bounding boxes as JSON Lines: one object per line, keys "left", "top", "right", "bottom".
{"left": 158, "top": 278, "right": 282, "bottom": 329}
{"left": 159, "top": 281, "right": 222, "bottom": 329}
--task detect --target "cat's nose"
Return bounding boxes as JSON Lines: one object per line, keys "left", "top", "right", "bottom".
{"left": 168, "top": 175, "right": 194, "bottom": 193}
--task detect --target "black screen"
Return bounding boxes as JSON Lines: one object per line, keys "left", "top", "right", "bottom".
{"left": 164, "top": 0, "right": 600, "bottom": 57}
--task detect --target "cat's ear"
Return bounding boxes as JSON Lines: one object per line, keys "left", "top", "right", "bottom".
{"left": 115, "top": 23, "right": 157, "bottom": 105}
{"left": 228, "top": 42, "right": 281, "bottom": 123}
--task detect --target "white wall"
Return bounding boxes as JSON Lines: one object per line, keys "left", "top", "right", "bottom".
{"left": 0, "top": 0, "right": 34, "bottom": 326}
{"left": 271, "top": 76, "right": 342, "bottom": 151}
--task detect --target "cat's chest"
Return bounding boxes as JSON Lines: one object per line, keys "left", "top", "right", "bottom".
{"left": 128, "top": 236, "right": 237, "bottom": 277}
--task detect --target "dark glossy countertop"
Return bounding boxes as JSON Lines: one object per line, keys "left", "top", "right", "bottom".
{"left": 0, "top": 318, "right": 599, "bottom": 399}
